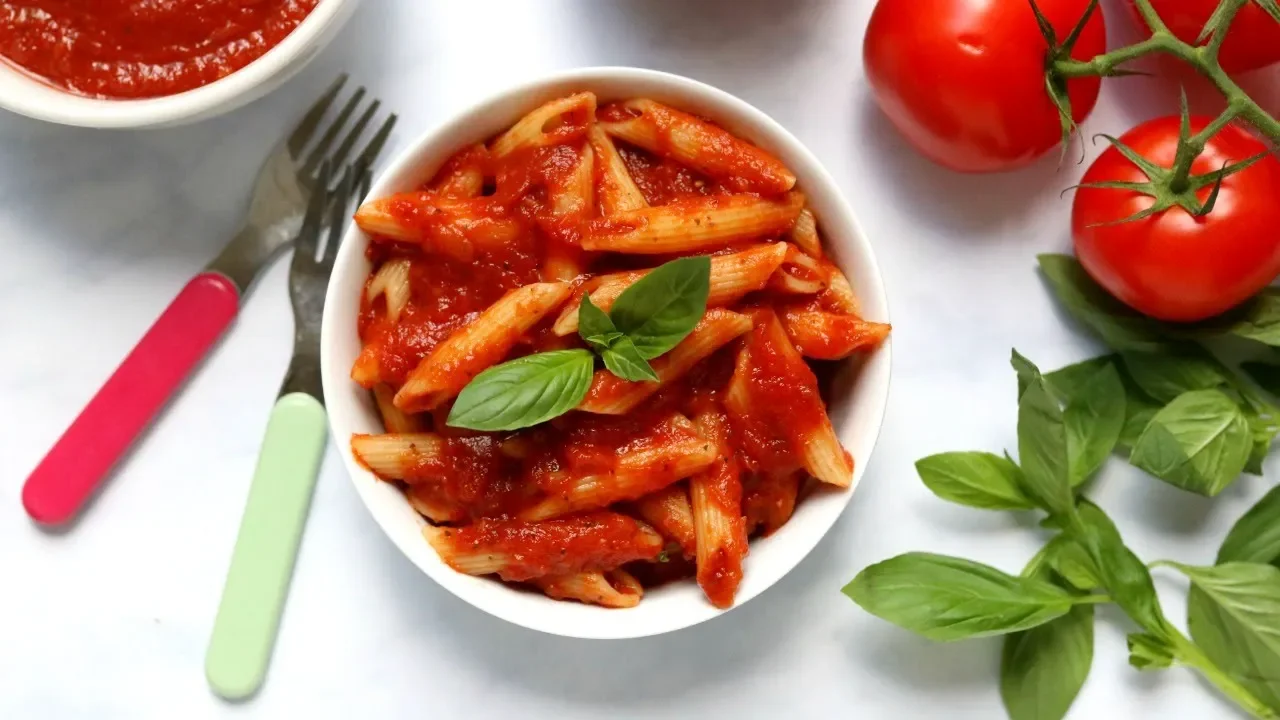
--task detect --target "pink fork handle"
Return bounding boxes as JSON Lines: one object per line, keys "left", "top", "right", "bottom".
{"left": 22, "top": 271, "right": 241, "bottom": 526}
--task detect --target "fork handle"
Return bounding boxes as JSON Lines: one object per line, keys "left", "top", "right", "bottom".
{"left": 21, "top": 271, "right": 240, "bottom": 526}
{"left": 205, "top": 392, "right": 328, "bottom": 701}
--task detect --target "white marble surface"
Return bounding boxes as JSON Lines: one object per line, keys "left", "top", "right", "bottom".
{"left": 2, "top": 1, "right": 1278, "bottom": 718}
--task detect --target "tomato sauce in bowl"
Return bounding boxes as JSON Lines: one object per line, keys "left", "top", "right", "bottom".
{"left": 0, "top": 0, "right": 319, "bottom": 99}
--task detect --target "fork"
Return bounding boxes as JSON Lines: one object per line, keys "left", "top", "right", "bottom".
{"left": 21, "top": 75, "right": 397, "bottom": 527}
{"left": 205, "top": 161, "right": 367, "bottom": 701}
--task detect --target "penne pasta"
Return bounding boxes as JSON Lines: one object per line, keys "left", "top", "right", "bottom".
{"left": 429, "top": 144, "right": 489, "bottom": 198}
{"left": 351, "top": 432, "right": 447, "bottom": 481}
{"left": 581, "top": 192, "right": 804, "bottom": 254}
{"left": 600, "top": 98, "right": 796, "bottom": 194}
{"left": 372, "top": 384, "right": 426, "bottom": 433}
{"left": 532, "top": 570, "right": 643, "bottom": 608}
{"left": 634, "top": 484, "right": 697, "bottom": 559}
{"left": 588, "top": 122, "right": 648, "bottom": 215}
{"left": 788, "top": 208, "right": 822, "bottom": 258}
{"left": 406, "top": 483, "right": 467, "bottom": 524}
{"left": 490, "top": 92, "right": 597, "bottom": 159}
{"left": 689, "top": 409, "right": 748, "bottom": 608}
{"left": 519, "top": 414, "right": 718, "bottom": 521}
{"left": 366, "top": 258, "right": 413, "bottom": 324}
{"left": 422, "top": 511, "right": 663, "bottom": 581}
{"left": 779, "top": 305, "right": 892, "bottom": 361}
{"left": 549, "top": 142, "right": 595, "bottom": 224}
{"left": 744, "top": 470, "right": 802, "bottom": 537}
{"left": 354, "top": 192, "right": 523, "bottom": 262}
{"left": 822, "top": 263, "right": 860, "bottom": 315}
{"left": 552, "top": 243, "right": 787, "bottom": 336}
{"left": 577, "top": 309, "right": 754, "bottom": 415}
{"left": 394, "top": 281, "right": 573, "bottom": 413}
{"left": 768, "top": 244, "right": 828, "bottom": 295}
{"left": 351, "top": 340, "right": 383, "bottom": 389}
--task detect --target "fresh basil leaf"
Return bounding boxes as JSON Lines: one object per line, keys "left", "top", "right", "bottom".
{"left": 1176, "top": 562, "right": 1280, "bottom": 710}
{"left": 1218, "top": 485, "right": 1280, "bottom": 566}
{"left": 1219, "top": 291, "right": 1280, "bottom": 347}
{"left": 1127, "top": 632, "right": 1176, "bottom": 671}
{"left": 1119, "top": 396, "right": 1161, "bottom": 451}
{"left": 600, "top": 335, "right": 660, "bottom": 383}
{"left": 1012, "top": 349, "right": 1043, "bottom": 400}
{"left": 1048, "top": 537, "right": 1104, "bottom": 592}
{"left": 1045, "top": 356, "right": 1116, "bottom": 401}
{"left": 609, "top": 255, "right": 711, "bottom": 359}
{"left": 1001, "top": 604, "right": 1093, "bottom": 720}
{"left": 1047, "top": 355, "right": 1159, "bottom": 453}
{"left": 915, "top": 451, "right": 1035, "bottom": 511}
{"left": 1014, "top": 354, "right": 1074, "bottom": 516}
{"left": 446, "top": 349, "right": 594, "bottom": 431}
{"left": 583, "top": 331, "right": 623, "bottom": 354}
{"left": 1129, "top": 389, "right": 1252, "bottom": 497}
{"left": 1037, "top": 254, "right": 1174, "bottom": 353}
{"left": 1122, "top": 351, "right": 1229, "bottom": 403}
{"left": 578, "top": 293, "right": 619, "bottom": 349}
{"left": 1243, "top": 406, "right": 1279, "bottom": 476}
{"left": 1063, "top": 362, "right": 1125, "bottom": 486}
{"left": 1072, "top": 500, "right": 1169, "bottom": 635}
{"left": 1000, "top": 541, "right": 1095, "bottom": 720}
{"left": 842, "top": 552, "right": 1081, "bottom": 642}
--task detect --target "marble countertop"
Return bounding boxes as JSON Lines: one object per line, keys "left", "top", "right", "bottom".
{"left": 3, "top": 1, "right": 1277, "bottom": 718}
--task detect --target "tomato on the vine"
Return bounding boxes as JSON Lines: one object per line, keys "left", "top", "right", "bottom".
{"left": 863, "top": 0, "right": 1106, "bottom": 173}
{"left": 1127, "top": 1, "right": 1280, "bottom": 74}
{"left": 1072, "top": 115, "right": 1280, "bottom": 323}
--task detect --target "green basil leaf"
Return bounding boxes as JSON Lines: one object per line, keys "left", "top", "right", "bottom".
{"left": 1013, "top": 353, "right": 1074, "bottom": 516}
{"left": 1177, "top": 562, "right": 1280, "bottom": 710}
{"left": 1047, "top": 355, "right": 1159, "bottom": 453}
{"left": 915, "top": 451, "right": 1036, "bottom": 511}
{"left": 1044, "top": 356, "right": 1116, "bottom": 401}
{"left": 1012, "top": 349, "right": 1043, "bottom": 400}
{"left": 1001, "top": 604, "right": 1093, "bottom": 720}
{"left": 1000, "top": 540, "right": 1095, "bottom": 720}
{"left": 1037, "top": 254, "right": 1174, "bottom": 353}
{"left": 1219, "top": 291, "right": 1280, "bottom": 347}
{"left": 446, "top": 349, "right": 594, "bottom": 431}
{"left": 578, "top": 294, "right": 619, "bottom": 349}
{"left": 1219, "top": 485, "right": 1280, "bottom": 566}
{"left": 609, "top": 255, "right": 711, "bottom": 359}
{"left": 600, "top": 336, "right": 660, "bottom": 383}
{"left": 1129, "top": 389, "right": 1252, "bottom": 497}
{"left": 842, "top": 552, "right": 1080, "bottom": 642}
{"left": 1127, "top": 632, "right": 1176, "bottom": 671}
{"left": 1121, "top": 351, "right": 1229, "bottom": 403}
{"left": 1072, "top": 500, "right": 1169, "bottom": 635}
{"left": 1048, "top": 537, "right": 1104, "bottom": 592}
{"left": 1119, "top": 396, "right": 1161, "bottom": 451}
{"left": 1063, "top": 362, "right": 1125, "bottom": 486}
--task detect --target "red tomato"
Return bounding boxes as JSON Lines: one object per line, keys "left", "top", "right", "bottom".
{"left": 864, "top": 0, "right": 1106, "bottom": 173}
{"left": 1127, "top": 1, "right": 1280, "bottom": 74}
{"left": 1072, "top": 116, "right": 1280, "bottom": 322}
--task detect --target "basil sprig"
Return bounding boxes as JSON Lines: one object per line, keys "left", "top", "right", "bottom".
{"left": 846, "top": 350, "right": 1280, "bottom": 720}
{"left": 446, "top": 256, "right": 711, "bottom": 431}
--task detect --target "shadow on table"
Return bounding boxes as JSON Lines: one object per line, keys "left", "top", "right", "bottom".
{"left": 368, "top": 508, "right": 852, "bottom": 709}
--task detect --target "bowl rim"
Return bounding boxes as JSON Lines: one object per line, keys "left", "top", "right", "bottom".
{"left": 320, "top": 65, "right": 893, "bottom": 639}
{"left": 0, "top": 0, "right": 353, "bottom": 128}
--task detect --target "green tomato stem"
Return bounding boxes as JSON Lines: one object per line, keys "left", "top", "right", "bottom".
{"left": 1052, "top": 0, "right": 1280, "bottom": 148}
{"left": 1167, "top": 630, "right": 1278, "bottom": 718}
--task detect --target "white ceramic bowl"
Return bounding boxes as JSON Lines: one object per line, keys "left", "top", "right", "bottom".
{"left": 320, "top": 67, "right": 892, "bottom": 639}
{"left": 0, "top": 0, "right": 358, "bottom": 129}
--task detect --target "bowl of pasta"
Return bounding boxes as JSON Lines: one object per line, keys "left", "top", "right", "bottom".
{"left": 320, "top": 66, "right": 892, "bottom": 639}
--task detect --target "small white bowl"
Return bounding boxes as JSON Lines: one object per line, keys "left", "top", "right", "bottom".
{"left": 320, "top": 67, "right": 892, "bottom": 639}
{"left": 0, "top": 0, "right": 358, "bottom": 129}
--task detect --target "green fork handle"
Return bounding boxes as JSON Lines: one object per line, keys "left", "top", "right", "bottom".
{"left": 205, "top": 392, "right": 328, "bottom": 700}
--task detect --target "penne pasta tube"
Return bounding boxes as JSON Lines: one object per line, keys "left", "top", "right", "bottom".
{"left": 422, "top": 511, "right": 663, "bottom": 581}
{"left": 519, "top": 415, "right": 718, "bottom": 521}
{"left": 778, "top": 306, "right": 891, "bottom": 361}
{"left": 581, "top": 192, "right": 804, "bottom": 254}
{"left": 689, "top": 409, "right": 748, "bottom": 608}
{"left": 406, "top": 483, "right": 467, "bottom": 524}
{"left": 549, "top": 142, "right": 594, "bottom": 223}
{"left": 744, "top": 470, "right": 803, "bottom": 536}
{"left": 577, "top": 309, "right": 754, "bottom": 415}
{"left": 588, "top": 123, "right": 648, "bottom": 215}
{"left": 429, "top": 144, "right": 489, "bottom": 198}
{"left": 351, "top": 432, "right": 447, "bottom": 481}
{"left": 366, "top": 258, "right": 413, "bottom": 324}
{"left": 552, "top": 243, "right": 787, "bottom": 336}
{"left": 767, "top": 244, "right": 828, "bottom": 295}
{"left": 532, "top": 570, "right": 643, "bottom": 608}
{"left": 787, "top": 208, "right": 822, "bottom": 258}
{"left": 600, "top": 98, "right": 796, "bottom": 194}
{"left": 634, "top": 484, "right": 697, "bottom": 559}
{"left": 355, "top": 192, "right": 523, "bottom": 262}
{"left": 373, "top": 384, "right": 426, "bottom": 433}
{"left": 394, "top": 281, "right": 573, "bottom": 413}
{"left": 821, "top": 263, "right": 860, "bottom": 315}
{"left": 490, "top": 92, "right": 597, "bottom": 159}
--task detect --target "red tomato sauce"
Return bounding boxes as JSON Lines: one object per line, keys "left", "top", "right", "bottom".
{"left": 0, "top": 0, "right": 318, "bottom": 99}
